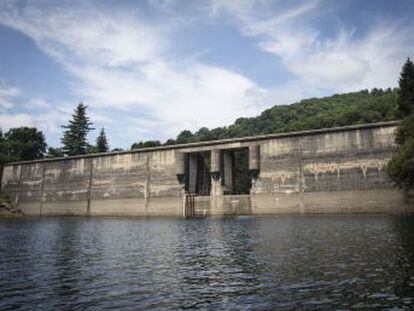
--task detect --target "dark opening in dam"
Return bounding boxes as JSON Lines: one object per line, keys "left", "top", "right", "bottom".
{"left": 186, "top": 151, "right": 211, "bottom": 196}
{"left": 232, "top": 149, "right": 252, "bottom": 195}
{"left": 182, "top": 148, "right": 252, "bottom": 196}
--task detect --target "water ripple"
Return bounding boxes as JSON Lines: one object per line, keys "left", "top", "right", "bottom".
{"left": 1, "top": 215, "right": 414, "bottom": 310}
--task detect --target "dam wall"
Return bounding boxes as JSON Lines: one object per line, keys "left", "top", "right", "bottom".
{"left": 1, "top": 121, "right": 412, "bottom": 216}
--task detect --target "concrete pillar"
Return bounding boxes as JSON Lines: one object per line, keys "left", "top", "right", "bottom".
{"left": 223, "top": 150, "right": 233, "bottom": 194}
{"left": 188, "top": 154, "right": 198, "bottom": 194}
{"left": 249, "top": 145, "right": 260, "bottom": 171}
{"left": 210, "top": 149, "right": 222, "bottom": 197}
{"left": 249, "top": 145, "right": 260, "bottom": 194}
{"left": 210, "top": 149, "right": 221, "bottom": 173}
{"left": 175, "top": 152, "right": 186, "bottom": 199}
{"left": 175, "top": 152, "right": 185, "bottom": 176}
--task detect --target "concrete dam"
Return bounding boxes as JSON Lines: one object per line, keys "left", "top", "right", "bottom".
{"left": 1, "top": 121, "right": 412, "bottom": 216}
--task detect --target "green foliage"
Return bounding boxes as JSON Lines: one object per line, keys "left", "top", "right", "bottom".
{"left": 164, "top": 139, "right": 176, "bottom": 145}
{"left": 195, "top": 127, "right": 215, "bottom": 141}
{"left": 388, "top": 58, "right": 414, "bottom": 190}
{"left": 46, "top": 147, "right": 64, "bottom": 158}
{"left": 0, "top": 127, "right": 46, "bottom": 164}
{"left": 131, "top": 140, "right": 161, "bottom": 150}
{"left": 388, "top": 136, "right": 414, "bottom": 189}
{"left": 61, "top": 103, "right": 94, "bottom": 156}
{"left": 85, "top": 144, "right": 98, "bottom": 154}
{"left": 228, "top": 89, "right": 397, "bottom": 137}
{"left": 176, "top": 130, "right": 196, "bottom": 144}
{"left": 0, "top": 129, "right": 9, "bottom": 165}
{"left": 395, "top": 114, "right": 414, "bottom": 145}
{"left": 165, "top": 89, "right": 398, "bottom": 144}
{"left": 160, "top": 88, "right": 398, "bottom": 194}
{"left": 397, "top": 58, "right": 414, "bottom": 117}
{"left": 96, "top": 128, "right": 109, "bottom": 153}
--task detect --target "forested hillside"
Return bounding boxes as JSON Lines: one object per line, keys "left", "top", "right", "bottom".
{"left": 153, "top": 88, "right": 398, "bottom": 147}
{"left": 156, "top": 87, "right": 398, "bottom": 194}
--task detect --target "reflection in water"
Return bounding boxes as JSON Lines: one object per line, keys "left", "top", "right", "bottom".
{"left": 1, "top": 215, "right": 414, "bottom": 310}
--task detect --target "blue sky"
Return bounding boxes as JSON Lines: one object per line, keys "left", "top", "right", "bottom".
{"left": 0, "top": 0, "right": 413, "bottom": 149}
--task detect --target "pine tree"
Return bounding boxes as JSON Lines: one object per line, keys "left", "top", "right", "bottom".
{"left": 397, "top": 58, "right": 414, "bottom": 118}
{"left": 388, "top": 57, "right": 414, "bottom": 190}
{"left": 96, "top": 128, "right": 109, "bottom": 153}
{"left": 61, "top": 103, "right": 94, "bottom": 156}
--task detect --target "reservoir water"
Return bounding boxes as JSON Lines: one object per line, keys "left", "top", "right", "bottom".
{"left": 1, "top": 215, "right": 414, "bottom": 310}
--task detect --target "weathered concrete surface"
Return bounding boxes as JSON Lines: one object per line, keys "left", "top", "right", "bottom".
{"left": 1, "top": 121, "right": 412, "bottom": 216}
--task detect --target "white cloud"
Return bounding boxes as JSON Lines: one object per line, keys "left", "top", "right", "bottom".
{"left": 0, "top": 1, "right": 166, "bottom": 67}
{"left": 0, "top": 99, "right": 68, "bottom": 136}
{"left": 0, "top": 81, "right": 69, "bottom": 144}
{"left": 0, "top": 0, "right": 270, "bottom": 142}
{"left": 0, "top": 113, "right": 36, "bottom": 130}
{"left": 1, "top": 0, "right": 413, "bottom": 146}
{"left": 0, "top": 85, "right": 21, "bottom": 111}
{"left": 27, "top": 98, "right": 51, "bottom": 109}
{"left": 211, "top": 0, "right": 414, "bottom": 93}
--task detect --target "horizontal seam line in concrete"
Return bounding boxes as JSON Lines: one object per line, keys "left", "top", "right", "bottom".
{"left": 5, "top": 120, "right": 400, "bottom": 166}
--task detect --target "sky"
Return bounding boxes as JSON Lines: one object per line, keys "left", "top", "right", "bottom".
{"left": 0, "top": 0, "right": 413, "bottom": 149}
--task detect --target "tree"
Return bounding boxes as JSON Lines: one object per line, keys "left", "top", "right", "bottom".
{"left": 176, "top": 130, "right": 195, "bottom": 144}
{"left": 86, "top": 145, "right": 98, "bottom": 154}
{"left": 61, "top": 103, "right": 94, "bottom": 156}
{"left": 164, "top": 138, "right": 176, "bottom": 145}
{"left": 4, "top": 127, "right": 47, "bottom": 162}
{"left": 0, "top": 129, "right": 10, "bottom": 165}
{"left": 388, "top": 58, "right": 414, "bottom": 190}
{"left": 395, "top": 114, "right": 414, "bottom": 145}
{"left": 370, "top": 88, "right": 384, "bottom": 96}
{"left": 96, "top": 128, "right": 109, "bottom": 153}
{"left": 46, "top": 147, "right": 64, "bottom": 158}
{"left": 196, "top": 127, "right": 214, "bottom": 141}
{"left": 397, "top": 58, "right": 414, "bottom": 117}
{"left": 131, "top": 140, "right": 161, "bottom": 149}
{"left": 388, "top": 137, "right": 414, "bottom": 189}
